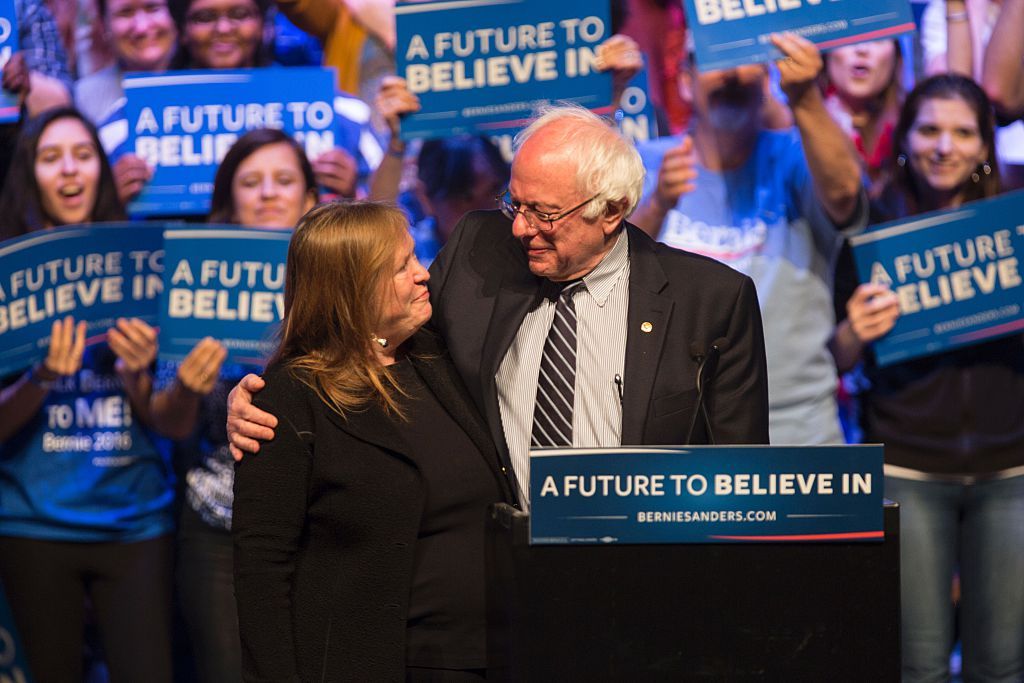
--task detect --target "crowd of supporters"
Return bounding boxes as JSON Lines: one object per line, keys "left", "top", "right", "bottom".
{"left": 1, "top": 0, "right": 1023, "bottom": 680}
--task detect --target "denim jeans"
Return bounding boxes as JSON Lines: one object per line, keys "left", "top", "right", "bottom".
{"left": 886, "top": 474, "right": 1024, "bottom": 683}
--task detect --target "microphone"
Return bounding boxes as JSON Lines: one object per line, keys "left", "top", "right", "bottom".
{"left": 685, "top": 337, "right": 730, "bottom": 445}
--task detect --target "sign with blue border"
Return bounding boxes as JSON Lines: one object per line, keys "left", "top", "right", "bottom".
{"left": 395, "top": 0, "right": 613, "bottom": 139}
{"left": 122, "top": 68, "right": 336, "bottom": 216}
{"left": 682, "top": 0, "right": 915, "bottom": 71}
{"left": 0, "top": 224, "right": 164, "bottom": 377}
{"left": 158, "top": 227, "right": 289, "bottom": 366}
{"left": 850, "top": 190, "right": 1024, "bottom": 366}
{"left": 0, "top": 0, "right": 19, "bottom": 123}
{"left": 484, "top": 63, "right": 659, "bottom": 163}
{"left": 529, "top": 445, "right": 883, "bottom": 545}
{"left": 614, "top": 65, "right": 659, "bottom": 147}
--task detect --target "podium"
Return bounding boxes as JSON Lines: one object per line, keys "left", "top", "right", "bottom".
{"left": 486, "top": 501, "right": 900, "bottom": 681}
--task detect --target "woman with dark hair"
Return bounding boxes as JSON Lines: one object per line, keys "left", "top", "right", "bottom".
{"left": 167, "top": 0, "right": 272, "bottom": 69}
{"left": 232, "top": 201, "right": 516, "bottom": 680}
{"left": 143, "top": 128, "right": 317, "bottom": 682}
{"left": 208, "top": 127, "right": 317, "bottom": 226}
{"left": 0, "top": 107, "right": 175, "bottom": 682}
{"left": 0, "top": 107, "right": 125, "bottom": 238}
{"left": 832, "top": 74, "right": 1024, "bottom": 682}
{"left": 822, "top": 40, "right": 904, "bottom": 196}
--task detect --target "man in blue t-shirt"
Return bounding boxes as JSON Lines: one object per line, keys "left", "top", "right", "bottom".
{"left": 633, "top": 33, "right": 866, "bottom": 445}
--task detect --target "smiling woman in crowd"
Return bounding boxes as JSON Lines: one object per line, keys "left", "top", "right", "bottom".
{"left": 0, "top": 107, "right": 175, "bottom": 682}
{"left": 0, "top": 108, "right": 125, "bottom": 237}
{"left": 822, "top": 39, "right": 904, "bottom": 195}
{"left": 832, "top": 74, "right": 1024, "bottom": 682}
{"left": 75, "top": 0, "right": 178, "bottom": 125}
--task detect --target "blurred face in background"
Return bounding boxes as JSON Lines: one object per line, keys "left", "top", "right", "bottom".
{"left": 106, "top": 0, "right": 177, "bottom": 71}
{"left": 827, "top": 40, "right": 898, "bottom": 108}
{"left": 231, "top": 141, "right": 316, "bottom": 228}
{"left": 682, "top": 63, "right": 767, "bottom": 133}
{"left": 434, "top": 155, "right": 507, "bottom": 243}
{"left": 905, "top": 95, "right": 988, "bottom": 205}
{"left": 183, "top": 0, "right": 262, "bottom": 69}
{"left": 35, "top": 117, "right": 102, "bottom": 228}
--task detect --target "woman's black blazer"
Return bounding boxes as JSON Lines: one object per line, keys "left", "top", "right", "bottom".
{"left": 233, "top": 332, "right": 516, "bottom": 682}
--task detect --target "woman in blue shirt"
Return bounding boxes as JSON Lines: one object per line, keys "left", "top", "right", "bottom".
{"left": 0, "top": 107, "right": 175, "bottom": 682}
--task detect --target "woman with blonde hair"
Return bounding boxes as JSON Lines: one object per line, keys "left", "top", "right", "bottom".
{"left": 232, "top": 201, "right": 516, "bottom": 681}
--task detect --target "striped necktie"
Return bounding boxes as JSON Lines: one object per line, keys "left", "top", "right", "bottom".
{"left": 531, "top": 280, "right": 584, "bottom": 448}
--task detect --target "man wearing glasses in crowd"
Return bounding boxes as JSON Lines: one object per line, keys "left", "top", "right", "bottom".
{"left": 227, "top": 103, "right": 770, "bottom": 504}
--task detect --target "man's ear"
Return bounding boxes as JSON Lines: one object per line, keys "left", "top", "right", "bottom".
{"left": 601, "top": 199, "right": 629, "bottom": 235}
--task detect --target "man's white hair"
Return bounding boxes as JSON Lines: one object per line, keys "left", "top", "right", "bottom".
{"left": 513, "top": 104, "right": 645, "bottom": 220}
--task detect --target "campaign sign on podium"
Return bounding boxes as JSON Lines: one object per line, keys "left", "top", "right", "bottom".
{"left": 529, "top": 445, "right": 883, "bottom": 545}
{"left": 394, "top": 0, "right": 612, "bottom": 139}
{"left": 158, "top": 227, "right": 289, "bottom": 366}
{"left": 850, "top": 190, "right": 1024, "bottom": 366}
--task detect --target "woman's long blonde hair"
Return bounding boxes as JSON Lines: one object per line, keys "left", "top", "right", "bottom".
{"left": 268, "top": 201, "right": 412, "bottom": 418}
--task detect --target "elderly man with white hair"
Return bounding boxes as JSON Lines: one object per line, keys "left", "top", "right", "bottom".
{"left": 227, "top": 104, "right": 770, "bottom": 504}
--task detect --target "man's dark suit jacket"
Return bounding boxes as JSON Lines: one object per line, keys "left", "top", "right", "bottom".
{"left": 427, "top": 210, "right": 771, "bottom": 474}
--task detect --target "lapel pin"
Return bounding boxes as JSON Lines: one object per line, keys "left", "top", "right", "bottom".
{"left": 641, "top": 321, "right": 653, "bottom": 333}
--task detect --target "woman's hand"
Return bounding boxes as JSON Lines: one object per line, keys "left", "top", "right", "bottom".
{"left": 846, "top": 283, "right": 900, "bottom": 344}
{"left": 108, "top": 318, "right": 158, "bottom": 373}
{"left": 43, "top": 315, "right": 87, "bottom": 377}
{"left": 772, "top": 32, "right": 824, "bottom": 106}
{"left": 177, "top": 337, "right": 227, "bottom": 395}
{"left": 313, "top": 148, "right": 358, "bottom": 198}
{"left": 596, "top": 34, "right": 644, "bottom": 105}
{"left": 1, "top": 52, "right": 30, "bottom": 100}
{"left": 375, "top": 75, "right": 421, "bottom": 142}
{"left": 112, "top": 154, "right": 153, "bottom": 205}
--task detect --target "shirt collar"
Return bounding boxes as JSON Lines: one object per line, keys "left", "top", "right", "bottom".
{"left": 579, "top": 227, "right": 629, "bottom": 307}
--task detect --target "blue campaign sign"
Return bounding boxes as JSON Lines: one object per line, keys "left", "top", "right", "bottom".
{"left": 529, "top": 445, "right": 884, "bottom": 545}
{"left": 850, "top": 190, "right": 1024, "bottom": 366}
{"left": 484, "top": 63, "right": 660, "bottom": 163}
{"left": 682, "top": 0, "right": 915, "bottom": 71}
{"left": 0, "top": 0, "right": 20, "bottom": 123}
{"left": 0, "top": 224, "right": 165, "bottom": 377}
{"left": 0, "top": 581, "right": 32, "bottom": 683}
{"left": 158, "top": 227, "right": 289, "bottom": 366}
{"left": 122, "top": 68, "right": 336, "bottom": 216}
{"left": 615, "top": 65, "right": 659, "bottom": 147}
{"left": 395, "top": 0, "right": 613, "bottom": 139}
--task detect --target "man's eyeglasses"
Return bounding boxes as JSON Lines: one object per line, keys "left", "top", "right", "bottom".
{"left": 186, "top": 6, "right": 260, "bottom": 25}
{"left": 495, "top": 189, "right": 598, "bottom": 232}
